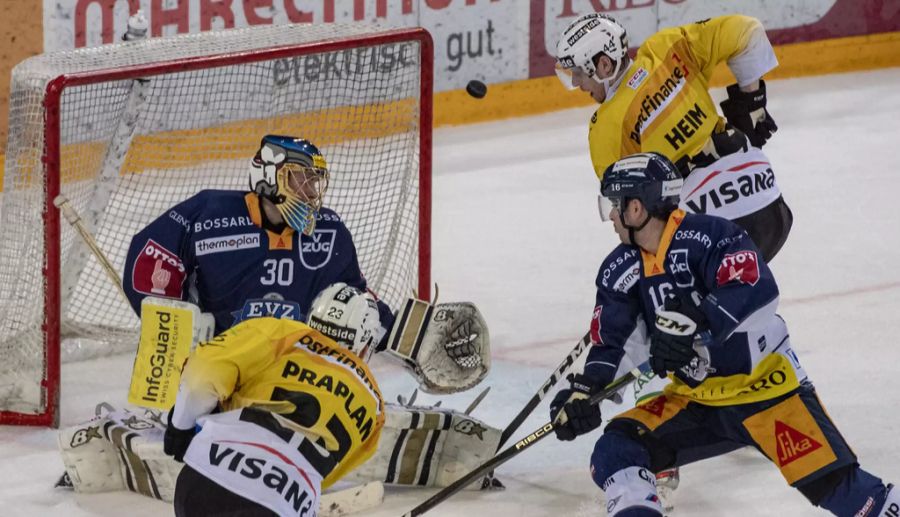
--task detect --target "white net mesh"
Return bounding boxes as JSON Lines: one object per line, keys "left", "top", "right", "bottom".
{"left": 0, "top": 23, "right": 429, "bottom": 423}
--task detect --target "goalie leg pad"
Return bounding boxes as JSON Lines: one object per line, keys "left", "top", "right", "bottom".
{"left": 58, "top": 416, "right": 127, "bottom": 493}
{"left": 58, "top": 406, "right": 183, "bottom": 501}
{"left": 385, "top": 298, "right": 490, "bottom": 394}
{"left": 342, "top": 402, "right": 501, "bottom": 488}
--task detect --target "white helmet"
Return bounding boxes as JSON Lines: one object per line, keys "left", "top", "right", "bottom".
{"left": 555, "top": 13, "right": 629, "bottom": 90}
{"left": 307, "top": 283, "right": 382, "bottom": 362}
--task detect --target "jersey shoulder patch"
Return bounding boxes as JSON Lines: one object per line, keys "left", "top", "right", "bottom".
{"left": 716, "top": 249, "right": 760, "bottom": 287}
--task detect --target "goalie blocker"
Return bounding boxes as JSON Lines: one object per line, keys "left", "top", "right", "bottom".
{"left": 127, "top": 297, "right": 215, "bottom": 410}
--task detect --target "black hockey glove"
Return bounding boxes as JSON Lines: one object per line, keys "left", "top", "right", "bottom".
{"left": 719, "top": 80, "right": 777, "bottom": 148}
{"left": 649, "top": 296, "right": 705, "bottom": 378}
{"left": 163, "top": 408, "right": 196, "bottom": 463}
{"left": 549, "top": 373, "right": 604, "bottom": 441}
{"left": 682, "top": 123, "right": 751, "bottom": 173}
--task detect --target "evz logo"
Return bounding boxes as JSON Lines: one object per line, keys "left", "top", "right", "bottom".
{"left": 668, "top": 249, "right": 694, "bottom": 287}
{"left": 299, "top": 229, "right": 336, "bottom": 270}
{"left": 232, "top": 298, "right": 302, "bottom": 324}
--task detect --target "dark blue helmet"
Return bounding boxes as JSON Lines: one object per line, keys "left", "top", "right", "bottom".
{"left": 599, "top": 152, "right": 683, "bottom": 220}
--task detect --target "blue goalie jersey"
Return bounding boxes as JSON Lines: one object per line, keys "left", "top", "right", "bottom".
{"left": 585, "top": 209, "right": 807, "bottom": 406}
{"left": 123, "top": 190, "right": 393, "bottom": 333}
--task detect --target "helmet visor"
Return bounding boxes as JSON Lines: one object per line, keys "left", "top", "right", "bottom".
{"left": 598, "top": 195, "right": 622, "bottom": 222}
{"left": 555, "top": 62, "right": 578, "bottom": 90}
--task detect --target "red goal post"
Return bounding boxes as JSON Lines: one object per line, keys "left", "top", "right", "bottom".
{"left": 0, "top": 23, "right": 433, "bottom": 427}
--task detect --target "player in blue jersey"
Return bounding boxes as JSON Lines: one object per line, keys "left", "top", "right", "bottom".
{"left": 549, "top": 153, "right": 897, "bottom": 516}
{"left": 122, "top": 135, "right": 395, "bottom": 335}
{"left": 122, "top": 134, "right": 488, "bottom": 389}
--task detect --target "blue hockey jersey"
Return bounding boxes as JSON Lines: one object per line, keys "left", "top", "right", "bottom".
{"left": 123, "top": 190, "right": 393, "bottom": 334}
{"left": 585, "top": 209, "right": 806, "bottom": 406}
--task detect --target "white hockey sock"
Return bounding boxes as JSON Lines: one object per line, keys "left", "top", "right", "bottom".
{"left": 601, "top": 466, "right": 664, "bottom": 516}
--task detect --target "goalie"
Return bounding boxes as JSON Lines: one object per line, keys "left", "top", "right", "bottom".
{"left": 121, "top": 134, "right": 489, "bottom": 393}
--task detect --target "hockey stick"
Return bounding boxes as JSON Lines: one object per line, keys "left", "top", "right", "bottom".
{"left": 481, "top": 332, "right": 591, "bottom": 488}
{"left": 58, "top": 11, "right": 148, "bottom": 307}
{"left": 53, "top": 194, "right": 129, "bottom": 304}
{"left": 402, "top": 367, "right": 639, "bottom": 517}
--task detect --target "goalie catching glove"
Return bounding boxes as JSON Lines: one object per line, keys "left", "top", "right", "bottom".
{"left": 307, "top": 283, "right": 490, "bottom": 393}
{"left": 382, "top": 295, "right": 490, "bottom": 394}
{"left": 719, "top": 80, "right": 777, "bottom": 148}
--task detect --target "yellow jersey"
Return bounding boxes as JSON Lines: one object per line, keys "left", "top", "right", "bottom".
{"left": 177, "top": 316, "right": 384, "bottom": 488}
{"left": 589, "top": 15, "right": 777, "bottom": 177}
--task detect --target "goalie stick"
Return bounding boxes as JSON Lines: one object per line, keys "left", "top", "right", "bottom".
{"left": 58, "top": 11, "right": 148, "bottom": 306}
{"left": 54, "top": 195, "right": 129, "bottom": 304}
{"left": 481, "top": 331, "right": 591, "bottom": 489}
{"left": 402, "top": 368, "right": 639, "bottom": 517}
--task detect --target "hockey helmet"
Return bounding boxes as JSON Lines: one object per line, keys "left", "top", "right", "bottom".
{"left": 555, "top": 13, "right": 629, "bottom": 91}
{"left": 248, "top": 135, "right": 329, "bottom": 236}
{"left": 599, "top": 152, "right": 683, "bottom": 221}
{"left": 307, "top": 283, "right": 382, "bottom": 362}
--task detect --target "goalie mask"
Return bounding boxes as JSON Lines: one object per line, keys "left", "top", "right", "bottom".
{"left": 248, "top": 135, "right": 329, "bottom": 236}
{"left": 555, "top": 13, "right": 629, "bottom": 93}
{"left": 307, "top": 283, "right": 382, "bottom": 362}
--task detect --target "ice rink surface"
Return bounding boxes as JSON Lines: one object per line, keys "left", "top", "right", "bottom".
{"left": 2, "top": 67, "right": 900, "bottom": 516}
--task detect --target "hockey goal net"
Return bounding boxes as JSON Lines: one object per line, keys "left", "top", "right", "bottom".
{"left": 0, "top": 23, "right": 433, "bottom": 426}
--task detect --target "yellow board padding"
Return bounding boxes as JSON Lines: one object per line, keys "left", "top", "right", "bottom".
{"left": 2, "top": 98, "right": 418, "bottom": 188}
{"left": 120, "top": 99, "right": 418, "bottom": 173}
{"left": 2, "top": 31, "right": 900, "bottom": 190}
{"left": 127, "top": 301, "right": 198, "bottom": 410}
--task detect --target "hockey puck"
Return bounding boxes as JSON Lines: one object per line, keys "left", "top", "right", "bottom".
{"left": 466, "top": 80, "right": 487, "bottom": 99}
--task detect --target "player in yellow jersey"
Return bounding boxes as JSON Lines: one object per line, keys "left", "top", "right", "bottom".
{"left": 163, "top": 285, "right": 385, "bottom": 516}
{"left": 554, "top": 14, "right": 793, "bottom": 507}
{"left": 556, "top": 13, "right": 791, "bottom": 262}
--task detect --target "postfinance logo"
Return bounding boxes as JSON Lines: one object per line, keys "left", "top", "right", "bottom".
{"left": 775, "top": 420, "right": 822, "bottom": 466}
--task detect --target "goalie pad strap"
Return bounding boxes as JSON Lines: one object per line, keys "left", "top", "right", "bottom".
{"left": 384, "top": 411, "right": 453, "bottom": 486}
{"left": 344, "top": 403, "right": 500, "bottom": 488}
{"left": 101, "top": 411, "right": 167, "bottom": 500}
{"left": 387, "top": 297, "right": 433, "bottom": 362}
{"left": 115, "top": 447, "right": 162, "bottom": 499}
